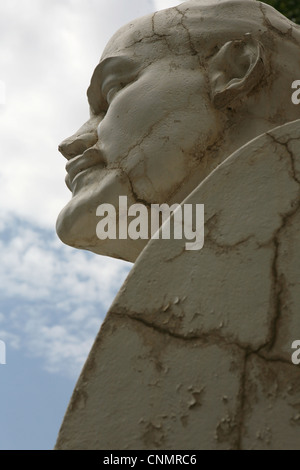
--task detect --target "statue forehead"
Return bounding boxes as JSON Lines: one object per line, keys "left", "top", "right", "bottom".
{"left": 87, "top": 7, "right": 201, "bottom": 115}
{"left": 88, "top": 0, "right": 299, "bottom": 114}
{"left": 100, "top": 8, "right": 191, "bottom": 62}
{"left": 101, "top": 14, "right": 154, "bottom": 58}
{"left": 99, "top": 0, "right": 274, "bottom": 63}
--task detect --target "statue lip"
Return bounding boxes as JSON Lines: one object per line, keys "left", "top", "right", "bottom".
{"left": 65, "top": 146, "right": 106, "bottom": 186}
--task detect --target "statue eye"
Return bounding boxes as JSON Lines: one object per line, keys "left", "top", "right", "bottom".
{"left": 106, "top": 84, "right": 123, "bottom": 105}
{"left": 88, "top": 57, "right": 140, "bottom": 114}
{"left": 102, "top": 74, "right": 137, "bottom": 108}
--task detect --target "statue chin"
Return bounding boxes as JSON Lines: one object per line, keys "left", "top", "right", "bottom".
{"left": 56, "top": 167, "right": 147, "bottom": 262}
{"left": 56, "top": 204, "right": 145, "bottom": 262}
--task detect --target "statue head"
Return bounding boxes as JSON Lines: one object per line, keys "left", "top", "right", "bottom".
{"left": 56, "top": 0, "right": 300, "bottom": 262}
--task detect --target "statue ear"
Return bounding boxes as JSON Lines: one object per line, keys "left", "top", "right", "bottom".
{"left": 209, "top": 34, "right": 265, "bottom": 109}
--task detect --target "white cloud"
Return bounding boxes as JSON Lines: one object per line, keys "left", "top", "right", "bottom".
{"left": 0, "top": 217, "right": 131, "bottom": 377}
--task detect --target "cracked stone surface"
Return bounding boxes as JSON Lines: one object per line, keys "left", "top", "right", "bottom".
{"left": 56, "top": 120, "right": 300, "bottom": 450}
{"left": 242, "top": 354, "right": 300, "bottom": 450}
{"left": 55, "top": 0, "right": 300, "bottom": 451}
{"left": 56, "top": 316, "right": 244, "bottom": 450}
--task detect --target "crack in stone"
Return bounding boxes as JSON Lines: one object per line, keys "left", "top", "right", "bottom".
{"left": 248, "top": 132, "right": 300, "bottom": 355}
{"left": 111, "top": 309, "right": 269, "bottom": 355}
{"left": 255, "top": 351, "right": 296, "bottom": 367}
{"left": 164, "top": 131, "right": 229, "bottom": 207}
{"left": 263, "top": 205, "right": 300, "bottom": 354}
{"left": 265, "top": 237, "right": 282, "bottom": 352}
{"left": 120, "top": 35, "right": 176, "bottom": 62}
{"left": 234, "top": 343, "right": 300, "bottom": 450}
{"left": 151, "top": 11, "right": 173, "bottom": 51}
{"left": 174, "top": 7, "right": 199, "bottom": 58}
{"left": 164, "top": 247, "right": 186, "bottom": 263}
{"left": 122, "top": 168, "right": 152, "bottom": 209}
{"left": 259, "top": 2, "right": 298, "bottom": 46}
{"left": 116, "top": 108, "right": 175, "bottom": 167}
{"left": 236, "top": 346, "right": 300, "bottom": 450}
{"left": 266, "top": 132, "right": 300, "bottom": 185}
{"left": 110, "top": 304, "right": 295, "bottom": 368}
{"left": 205, "top": 233, "right": 254, "bottom": 253}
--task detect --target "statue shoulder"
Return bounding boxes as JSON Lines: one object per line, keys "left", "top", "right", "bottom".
{"left": 56, "top": 119, "right": 300, "bottom": 450}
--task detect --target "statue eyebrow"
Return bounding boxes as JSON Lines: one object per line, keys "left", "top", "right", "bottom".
{"left": 87, "top": 56, "right": 139, "bottom": 115}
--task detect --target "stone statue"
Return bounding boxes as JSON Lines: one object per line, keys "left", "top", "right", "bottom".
{"left": 55, "top": 0, "right": 300, "bottom": 450}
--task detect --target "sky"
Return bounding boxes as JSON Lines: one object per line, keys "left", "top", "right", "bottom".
{"left": 0, "top": 0, "right": 181, "bottom": 450}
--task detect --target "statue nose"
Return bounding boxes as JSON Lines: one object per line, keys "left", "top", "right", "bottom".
{"left": 58, "top": 132, "right": 99, "bottom": 160}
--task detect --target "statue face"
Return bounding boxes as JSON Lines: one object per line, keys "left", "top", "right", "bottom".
{"left": 56, "top": 9, "right": 223, "bottom": 261}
